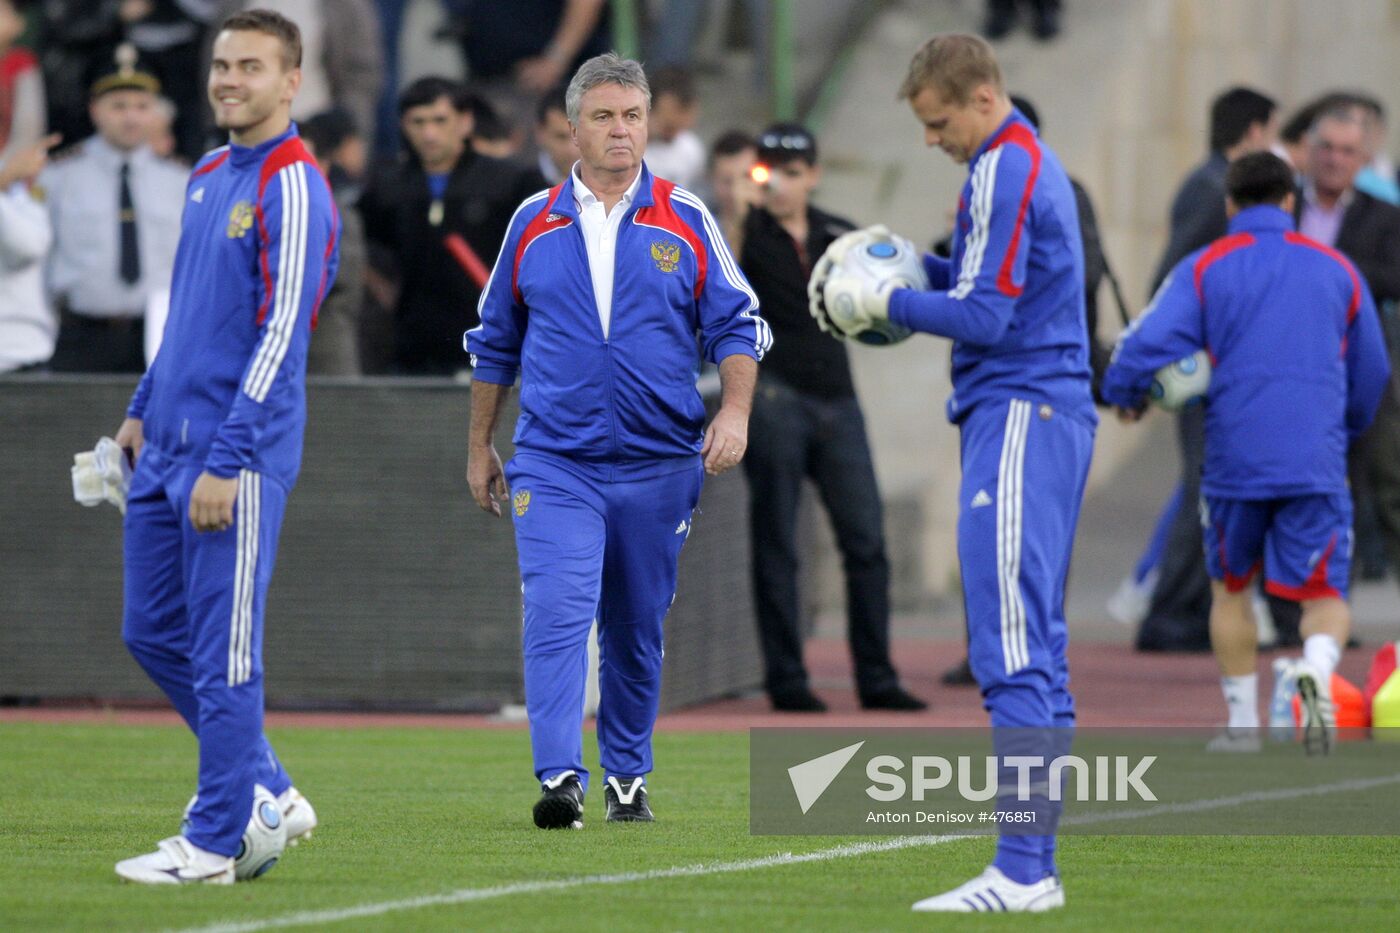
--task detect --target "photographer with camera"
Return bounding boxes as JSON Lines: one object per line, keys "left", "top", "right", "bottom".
{"left": 734, "top": 122, "right": 925, "bottom": 714}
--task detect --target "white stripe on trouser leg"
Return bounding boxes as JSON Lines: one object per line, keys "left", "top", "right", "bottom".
{"left": 246, "top": 472, "right": 260, "bottom": 684}
{"left": 229, "top": 470, "right": 260, "bottom": 686}
{"left": 1010, "top": 403, "right": 1028, "bottom": 672}
{"left": 996, "top": 400, "right": 1031, "bottom": 674}
{"left": 229, "top": 471, "right": 246, "bottom": 685}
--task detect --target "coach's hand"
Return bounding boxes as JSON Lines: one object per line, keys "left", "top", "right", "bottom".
{"left": 702, "top": 406, "right": 748, "bottom": 476}
{"left": 189, "top": 472, "right": 238, "bottom": 533}
{"left": 468, "top": 443, "right": 509, "bottom": 516}
{"left": 114, "top": 417, "right": 144, "bottom": 466}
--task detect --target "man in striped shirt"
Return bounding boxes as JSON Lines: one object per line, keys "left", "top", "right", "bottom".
{"left": 112, "top": 10, "right": 338, "bottom": 884}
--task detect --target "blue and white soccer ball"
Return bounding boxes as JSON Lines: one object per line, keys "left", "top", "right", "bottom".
{"left": 1150, "top": 350, "right": 1212, "bottom": 411}
{"left": 825, "top": 231, "right": 925, "bottom": 346}
{"left": 182, "top": 783, "right": 288, "bottom": 880}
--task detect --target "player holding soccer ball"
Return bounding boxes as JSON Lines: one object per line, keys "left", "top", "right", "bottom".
{"left": 811, "top": 34, "right": 1095, "bottom": 912}
{"left": 1103, "top": 152, "right": 1390, "bottom": 756}
{"left": 111, "top": 10, "right": 336, "bottom": 884}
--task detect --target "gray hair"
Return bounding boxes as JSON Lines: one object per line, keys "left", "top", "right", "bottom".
{"left": 564, "top": 52, "right": 651, "bottom": 123}
{"left": 1309, "top": 104, "right": 1369, "bottom": 145}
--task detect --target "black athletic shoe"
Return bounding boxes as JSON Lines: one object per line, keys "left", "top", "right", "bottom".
{"left": 604, "top": 776, "right": 654, "bottom": 822}
{"left": 984, "top": 7, "right": 1016, "bottom": 40}
{"left": 770, "top": 686, "right": 828, "bottom": 712}
{"left": 940, "top": 657, "right": 978, "bottom": 688}
{"left": 860, "top": 685, "right": 929, "bottom": 711}
{"left": 533, "top": 770, "right": 584, "bottom": 829}
{"left": 1032, "top": 9, "right": 1061, "bottom": 40}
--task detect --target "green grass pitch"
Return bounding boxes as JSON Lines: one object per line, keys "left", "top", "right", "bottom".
{"left": 2, "top": 721, "right": 1396, "bottom": 931}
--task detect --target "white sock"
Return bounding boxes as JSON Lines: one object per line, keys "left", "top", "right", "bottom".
{"left": 1303, "top": 634, "right": 1341, "bottom": 683}
{"left": 1222, "top": 674, "right": 1259, "bottom": 729}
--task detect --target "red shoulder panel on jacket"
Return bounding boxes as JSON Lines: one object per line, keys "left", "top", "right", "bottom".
{"left": 512, "top": 184, "right": 572, "bottom": 303}
{"left": 986, "top": 121, "right": 1041, "bottom": 298}
{"left": 1192, "top": 232, "right": 1255, "bottom": 299}
{"left": 1284, "top": 231, "right": 1362, "bottom": 325}
{"left": 633, "top": 177, "right": 707, "bottom": 300}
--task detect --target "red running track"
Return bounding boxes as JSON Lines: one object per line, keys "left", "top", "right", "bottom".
{"left": 0, "top": 639, "right": 1375, "bottom": 732}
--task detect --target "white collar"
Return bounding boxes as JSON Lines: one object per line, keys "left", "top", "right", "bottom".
{"left": 86, "top": 134, "right": 152, "bottom": 169}
{"left": 573, "top": 162, "right": 643, "bottom": 210}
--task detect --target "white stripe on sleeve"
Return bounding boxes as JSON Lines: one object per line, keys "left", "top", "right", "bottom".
{"left": 672, "top": 189, "right": 772, "bottom": 357}
{"left": 244, "top": 162, "right": 309, "bottom": 403}
{"left": 951, "top": 148, "right": 1000, "bottom": 301}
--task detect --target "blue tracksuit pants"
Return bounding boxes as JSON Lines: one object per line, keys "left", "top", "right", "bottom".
{"left": 959, "top": 398, "right": 1093, "bottom": 883}
{"left": 122, "top": 444, "right": 293, "bottom": 857}
{"left": 507, "top": 450, "right": 703, "bottom": 791}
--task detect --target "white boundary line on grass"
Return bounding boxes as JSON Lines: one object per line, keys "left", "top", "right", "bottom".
{"left": 172, "top": 771, "right": 1400, "bottom": 933}
{"left": 171, "top": 835, "right": 964, "bottom": 933}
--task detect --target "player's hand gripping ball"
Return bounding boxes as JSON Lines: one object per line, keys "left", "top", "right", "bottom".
{"left": 1150, "top": 349, "right": 1212, "bottom": 410}
{"left": 807, "top": 225, "right": 924, "bottom": 346}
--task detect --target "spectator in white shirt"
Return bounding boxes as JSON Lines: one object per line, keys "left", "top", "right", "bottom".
{"left": 642, "top": 67, "right": 704, "bottom": 188}
{"left": 0, "top": 136, "right": 56, "bottom": 372}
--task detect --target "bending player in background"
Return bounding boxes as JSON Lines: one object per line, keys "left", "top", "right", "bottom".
{"left": 1103, "top": 152, "right": 1389, "bottom": 755}
{"left": 813, "top": 34, "right": 1095, "bottom": 913}
{"left": 112, "top": 10, "right": 339, "bottom": 883}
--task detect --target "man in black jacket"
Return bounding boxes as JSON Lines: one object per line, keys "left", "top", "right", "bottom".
{"left": 735, "top": 123, "right": 925, "bottom": 713}
{"left": 1298, "top": 103, "right": 1400, "bottom": 593}
{"left": 360, "top": 77, "right": 545, "bottom": 374}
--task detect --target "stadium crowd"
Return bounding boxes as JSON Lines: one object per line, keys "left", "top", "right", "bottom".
{"left": 2, "top": 2, "right": 1399, "bottom": 710}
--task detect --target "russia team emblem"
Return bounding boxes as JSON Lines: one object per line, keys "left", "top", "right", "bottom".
{"left": 651, "top": 240, "right": 681, "bottom": 273}
{"left": 226, "top": 200, "right": 255, "bottom": 238}
{"left": 513, "top": 490, "right": 531, "bottom": 517}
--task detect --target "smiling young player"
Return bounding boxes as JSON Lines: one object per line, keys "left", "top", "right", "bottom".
{"left": 113, "top": 9, "right": 338, "bottom": 884}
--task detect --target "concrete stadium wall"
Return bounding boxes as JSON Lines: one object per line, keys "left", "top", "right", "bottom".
{"left": 0, "top": 376, "right": 762, "bottom": 712}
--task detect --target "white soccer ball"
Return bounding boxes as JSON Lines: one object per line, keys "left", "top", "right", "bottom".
{"left": 1150, "top": 350, "right": 1212, "bottom": 410}
{"left": 182, "top": 783, "right": 288, "bottom": 880}
{"left": 827, "top": 231, "right": 925, "bottom": 346}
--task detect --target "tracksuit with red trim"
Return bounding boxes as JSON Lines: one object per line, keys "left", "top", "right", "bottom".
{"left": 466, "top": 164, "right": 770, "bottom": 794}
{"left": 888, "top": 109, "right": 1097, "bottom": 885}
{"left": 1103, "top": 204, "right": 1390, "bottom": 604}
{"left": 122, "top": 125, "right": 339, "bottom": 857}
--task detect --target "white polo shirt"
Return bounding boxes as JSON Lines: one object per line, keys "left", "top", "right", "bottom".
{"left": 572, "top": 163, "right": 643, "bottom": 340}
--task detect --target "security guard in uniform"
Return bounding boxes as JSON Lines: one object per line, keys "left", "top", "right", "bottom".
{"left": 43, "top": 47, "right": 188, "bottom": 372}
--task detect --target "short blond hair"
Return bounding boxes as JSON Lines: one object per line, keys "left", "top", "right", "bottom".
{"left": 898, "top": 33, "right": 1004, "bottom": 104}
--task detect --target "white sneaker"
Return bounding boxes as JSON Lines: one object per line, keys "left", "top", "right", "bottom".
{"left": 115, "top": 835, "right": 235, "bottom": 885}
{"left": 911, "top": 866, "right": 1064, "bottom": 912}
{"left": 1205, "top": 728, "right": 1262, "bottom": 753}
{"left": 1106, "top": 574, "right": 1153, "bottom": 627}
{"left": 1294, "top": 662, "right": 1335, "bottom": 756}
{"left": 278, "top": 787, "right": 318, "bottom": 846}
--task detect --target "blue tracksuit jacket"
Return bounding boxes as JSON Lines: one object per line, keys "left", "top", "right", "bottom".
{"left": 1102, "top": 204, "right": 1390, "bottom": 499}
{"left": 889, "top": 109, "right": 1096, "bottom": 427}
{"left": 127, "top": 126, "right": 339, "bottom": 489}
{"left": 465, "top": 164, "right": 771, "bottom": 478}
